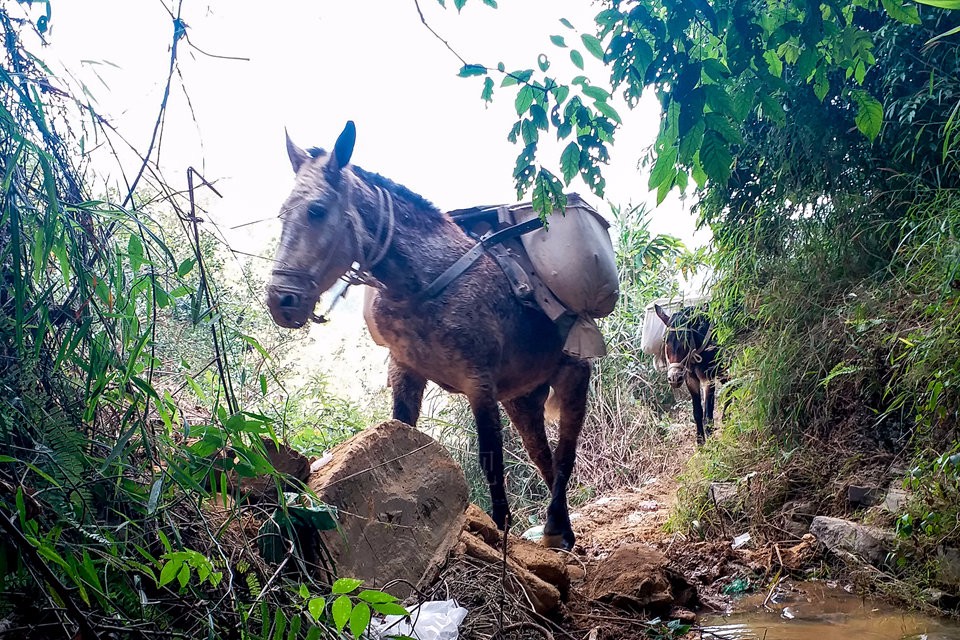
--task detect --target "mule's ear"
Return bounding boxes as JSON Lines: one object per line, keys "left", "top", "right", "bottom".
{"left": 654, "top": 303, "right": 672, "bottom": 326}
{"left": 329, "top": 120, "right": 356, "bottom": 172}
{"left": 285, "top": 129, "right": 309, "bottom": 173}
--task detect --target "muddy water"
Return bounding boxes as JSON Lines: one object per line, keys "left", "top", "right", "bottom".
{"left": 701, "top": 581, "right": 960, "bottom": 640}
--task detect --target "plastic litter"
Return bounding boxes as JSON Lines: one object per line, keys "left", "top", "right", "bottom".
{"left": 731, "top": 532, "right": 752, "bottom": 549}
{"left": 521, "top": 524, "right": 544, "bottom": 542}
{"left": 370, "top": 599, "right": 468, "bottom": 640}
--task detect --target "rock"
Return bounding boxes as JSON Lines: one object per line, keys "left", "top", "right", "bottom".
{"left": 809, "top": 516, "right": 895, "bottom": 565}
{"left": 308, "top": 420, "right": 468, "bottom": 595}
{"left": 883, "top": 487, "right": 911, "bottom": 513}
{"left": 846, "top": 485, "right": 882, "bottom": 507}
{"left": 709, "top": 482, "right": 738, "bottom": 505}
{"left": 585, "top": 544, "right": 697, "bottom": 614}
{"left": 936, "top": 546, "right": 960, "bottom": 588}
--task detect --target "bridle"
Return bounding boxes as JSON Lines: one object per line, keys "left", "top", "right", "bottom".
{"left": 664, "top": 324, "right": 713, "bottom": 381}
{"left": 271, "top": 173, "right": 396, "bottom": 323}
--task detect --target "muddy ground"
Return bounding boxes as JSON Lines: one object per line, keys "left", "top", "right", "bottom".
{"left": 436, "top": 421, "right": 830, "bottom": 640}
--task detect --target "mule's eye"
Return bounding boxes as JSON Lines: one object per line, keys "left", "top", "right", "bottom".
{"left": 307, "top": 202, "right": 327, "bottom": 219}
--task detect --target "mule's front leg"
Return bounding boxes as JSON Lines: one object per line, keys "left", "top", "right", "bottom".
{"left": 544, "top": 358, "right": 591, "bottom": 551}
{"left": 388, "top": 358, "right": 427, "bottom": 426}
{"left": 470, "top": 390, "right": 510, "bottom": 531}
{"left": 687, "top": 375, "right": 706, "bottom": 445}
{"left": 703, "top": 379, "right": 716, "bottom": 440}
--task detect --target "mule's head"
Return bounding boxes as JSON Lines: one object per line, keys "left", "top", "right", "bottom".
{"left": 655, "top": 303, "right": 699, "bottom": 388}
{"left": 267, "top": 122, "right": 358, "bottom": 328}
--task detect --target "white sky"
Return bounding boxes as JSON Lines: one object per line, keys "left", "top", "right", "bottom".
{"left": 21, "top": 0, "right": 709, "bottom": 399}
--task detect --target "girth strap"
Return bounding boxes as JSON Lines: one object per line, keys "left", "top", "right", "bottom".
{"left": 417, "top": 215, "right": 545, "bottom": 303}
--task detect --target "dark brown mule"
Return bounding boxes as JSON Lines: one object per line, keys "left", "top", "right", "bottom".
{"left": 654, "top": 304, "right": 721, "bottom": 445}
{"left": 265, "top": 122, "right": 591, "bottom": 549}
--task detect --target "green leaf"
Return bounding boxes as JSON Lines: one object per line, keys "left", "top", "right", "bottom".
{"left": 537, "top": 54, "right": 550, "bottom": 72}
{"left": 593, "top": 100, "right": 621, "bottom": 124}
{"left": 501, "top": 69, "right": 533, "bottom": 87}
{"left": 454, "top": 0, "right": 466, "bottom": 11}
{"left": 159, "top": 559, "right": 181, "bottom": 587}
{"left": 852, "top": 90, "right": 883, "bottom": 142}
{"left": 332, "top": 595, "right": 352, "bottom": 632}
{"left": 458, "top": 64, "right": 487, "bottom": 77}
{"left": 560, "top": 142, "right": 580, "bottom": 183}
{"left": 177, "top": 257, "right": 195, "bottom": 277}
{"left": 678, "top": 119, "right": 705, "bottom": 164}
{"left": 581, "top": 34, "right": 604, "bottom": 60}
{"left": 515, "top": 86, "right": 535, "bottom": 116}
{"left": 758, "top": 93, "right": 786, "bottom": 125}
{"left": 332, "top": 578, "right": 363, "bottom": 594}
{"left": 881, "top": 0, "right": 921, "bottom": 22}
{"left": 702, "top": 58, "right": 730, "bottom": 81}
{"left": 582, "top": 85, "right": 610, "bottom": 101}
{"left": 570, "top": 50, "right": 584, "bottom": 70}
{"left": 127, "top": 234, "right": 144, "bottom": 272}
{"left": 532, "top": 169, "right": 566, "bottom": 215}
{"left": 647, "top": 144, "right": 678, "bottom": 190}
{"left": 176, "top": 563, "right": 190, "bottom": 589}
{"left": 910, "top": 0, "right": 958, "bottom": 8}
{"left": 813, "top": 68, "right": 830, "bottom": 101}
{"left": 481, "top": 76, "right": 494, "bottom": 103}
{"left": 308, "top": 597, "right": 326, "bottom": 621}
{"left": 482, "top": 0, "right": 497, "bottom": 6}
{"left": 699, "top": 131, "right": 733, "bottom": 184}
{"left": 560, "top": 17, "right": 574, "bottom": 29}
{"left": 550, "top": 35, "right": 567, "bottom": 48}
{"left": 349, "top": 602, "right": 372, "bottom": 639}
{"left": 357, "top": 589, "right": 397, "bottom": 604}
{"left": 372, "top": 601, "right": 410, "bottom": 616}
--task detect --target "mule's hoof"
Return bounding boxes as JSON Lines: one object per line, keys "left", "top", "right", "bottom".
{"left": 541, "top": 532, "right": 574, "bottom": 551}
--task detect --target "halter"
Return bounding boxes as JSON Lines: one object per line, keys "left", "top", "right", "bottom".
{"left": 664, "top": 324, "right": 713, "bottom": 379}
{"left": 271, "top": 174, "right": 396, "bottom": 322}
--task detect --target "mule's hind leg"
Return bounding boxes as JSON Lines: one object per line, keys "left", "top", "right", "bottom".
{"left": 389, "top": 358, "right": 427, "bottom": 426}
{"left": 543, "top": 357, "right": 591, "bottom": 550}
{"left": 502, "top": 384, "right": 554, "bottom": 492}
{"left": 469, "top": 386, "right": 511, "bottom": 530}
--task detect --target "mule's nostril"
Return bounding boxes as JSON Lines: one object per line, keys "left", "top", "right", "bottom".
{"left": 278, "top": 293, "right": 300, "bottom": 309}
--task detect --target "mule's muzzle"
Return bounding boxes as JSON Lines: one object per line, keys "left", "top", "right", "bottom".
{"left": 266, "top": 286, "right": 311, "bottom": 329}
{"left": 666, "top": 363, "right": 685, "bottom": 388}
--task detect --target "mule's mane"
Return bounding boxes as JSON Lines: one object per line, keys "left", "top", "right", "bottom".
{"left": 665, "top": 305, "right": 710, "bottom": 353}
{"left": 307, "top": 146, "right": 443, "bottom": 225}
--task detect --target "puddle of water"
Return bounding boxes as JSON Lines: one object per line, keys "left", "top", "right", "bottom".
{"left": 700, "top": 581, "right": 960, "bottom": 640}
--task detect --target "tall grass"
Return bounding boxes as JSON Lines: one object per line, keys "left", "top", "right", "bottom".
{"left": 0, "top": 12, "right": 372, "bottom": 639}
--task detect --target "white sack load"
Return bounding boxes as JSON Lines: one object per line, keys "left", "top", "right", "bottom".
{"left": 511, "top": 194, "right": 619, "bottom": 319}
{"left": 641, "top": 295, "right": 713, "bottom": 363}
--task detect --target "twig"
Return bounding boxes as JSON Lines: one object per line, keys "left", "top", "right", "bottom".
{"left": 499, "top": 512, "right": 511, "bottom": 638}
{"left": 493, "top": 621, "right": 556, "bottom": 640}
{"left": 411, "top": 0, "right": 469, "bottom": 66}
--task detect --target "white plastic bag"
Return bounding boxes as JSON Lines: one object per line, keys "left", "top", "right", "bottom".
{"left": 370, "top": 599, "right": 468, "bottom": 640}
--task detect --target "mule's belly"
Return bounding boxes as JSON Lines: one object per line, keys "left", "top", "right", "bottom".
{"left": 372, "top": 298, "right": 563, "bottom": 400}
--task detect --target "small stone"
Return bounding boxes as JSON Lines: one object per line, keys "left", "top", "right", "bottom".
{"left": 710, "top": 482, "right": 738, "bottom": 504}
{"left": 883, "top": 488, "right": 911, "bottom": 513}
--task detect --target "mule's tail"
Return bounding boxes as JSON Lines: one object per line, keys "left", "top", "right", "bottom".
{"left": 544, "top": 387, "right": 561, "bottom": 424}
